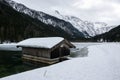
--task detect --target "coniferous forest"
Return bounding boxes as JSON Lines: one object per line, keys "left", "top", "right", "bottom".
{"left": 0, "top": 1, "right": 73, "bottom": 43}
{"left": 0, "top": 0, "right": 120, "bottom": 43}
{"left": 92, "top": 25, "right": 120, "bottom": 42}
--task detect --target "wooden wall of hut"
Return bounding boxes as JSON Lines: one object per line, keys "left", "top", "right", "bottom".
{"left": 22, "top": 47, "right": 51, "bottom": 59}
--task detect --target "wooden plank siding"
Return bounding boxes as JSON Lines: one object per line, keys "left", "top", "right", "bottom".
{"left": 22, "top": 54, "right": 59, "bottom": 64}
{"left": 22, "top": 47, "right": 51, "bottom": 59}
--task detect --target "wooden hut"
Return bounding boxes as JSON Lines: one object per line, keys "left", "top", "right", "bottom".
{"left": 17, "top": 37, "right": 75, "bottom": 64}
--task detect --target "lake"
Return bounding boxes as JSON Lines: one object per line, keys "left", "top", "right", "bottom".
{"left": 0, "top": 51, "right": 48, "bottom": 78}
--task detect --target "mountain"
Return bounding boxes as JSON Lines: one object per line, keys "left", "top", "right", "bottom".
{"left": 4, "top": 0, "right": 117, "bottom": 38}
{"left": 0, "top": 0, "right": 118, "bottom": 43}
{"left": 92, "top": 25, "right": 120, "bottom": 42}
{"left": 4, "top": 0, "right": 84, "bottom": 39}
{"left": 0, "top": 0, "right": 85, "bottom": 43}
{"left": 53, "top": 10, "right": 117, "bottom": 37}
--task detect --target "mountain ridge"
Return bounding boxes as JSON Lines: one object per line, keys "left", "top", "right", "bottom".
{"left": 53, "top": 10, "right": 117, "bottom": 37}
{"left": 0, "top": 0, "right": 119, "bottom": 42}
{"left": 4, "top": 0, "right": 84, "bottom": 38}
{"left": 92, "top": 25, "right": 120, "bottom": 42}
{"left": 0, "top": 0, "right": 84, "bottom": 43}
{"left": 5, "top": 0, "right": 117, "bottom": 38}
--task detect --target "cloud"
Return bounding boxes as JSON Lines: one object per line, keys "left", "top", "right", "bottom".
{"left": 71, "top": 0, "right": 120, "bottom": 25}
{"left": 13, "top": 0, "right": 120, "bottom": 25}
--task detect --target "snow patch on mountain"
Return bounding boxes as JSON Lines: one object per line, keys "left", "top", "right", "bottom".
{"left": 4, "top": 0, "right": 117, "bottom": 37}
{"left": 53, "top": 10, "right": 117, "bottom": 37}
{"left": 4, "top": 0, "right": 85, "bottom": 38}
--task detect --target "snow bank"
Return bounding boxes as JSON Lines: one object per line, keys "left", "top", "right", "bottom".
{"left": 1, "top": 43, "right": 120, "bottom": 80}
{"left": 72, "top": 42, "right": 101, "bottom": 49}
{"left": 70, "top": 42, "right": 101, "bottom": 57}
{"left": 0, "top": 43, "right": 21, "bottom": 51}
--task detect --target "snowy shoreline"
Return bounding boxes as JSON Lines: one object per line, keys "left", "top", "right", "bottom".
{"left": 0, "top": 43, "right": 22, "bottom": 51}
{"left": 0, "top": 43, "right": 120, "bottom": 80}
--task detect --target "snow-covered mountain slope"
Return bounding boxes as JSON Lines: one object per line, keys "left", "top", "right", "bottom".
{"left": 4, "top": 0, "right": 84, "bottom": 38}
{"left": 53, "top": 10, "right": 117, "bottom": 37}
{"left": 92, "top": 25, "right": 120, "bottom": 42}
{"left": 93, "top": 22, "right": 116, "bottom": 35}
{"left": 4, "top": 0, "right": 117, "bottom": 38}
{"left": 1, "top": 43, "right": 120, "bottom": 80}
{"left": 95, "top": 25, "right": 116, "bottom": 35}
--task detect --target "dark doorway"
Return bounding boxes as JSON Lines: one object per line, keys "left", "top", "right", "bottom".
{"left": 61, "top": 47, "right": 70, "bottom": 56}
{"left": 51, "top": 48, "right": 60, "bottom": 59}
{"left": 50, "top": 46, "right": 70, "bottom": 59}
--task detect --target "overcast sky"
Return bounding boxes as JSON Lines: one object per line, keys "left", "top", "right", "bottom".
{"left": 13, "top": 0, "right": 120, "bottom": 25}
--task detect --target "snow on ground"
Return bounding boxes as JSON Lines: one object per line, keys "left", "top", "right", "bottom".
{"left": 0, "top": 43, "right": 120, "bottom": 80}
{"left": 72, "top": 42, "right": 102, "bottom": 49}
{"left": 0, "top": 43, "right": 22, "bottom": 51}
{"left": 70, "top": 42, "right": 101, "bottom": 57}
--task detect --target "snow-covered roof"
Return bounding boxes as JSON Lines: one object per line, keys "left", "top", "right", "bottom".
{"left": 17, "top": 37, "right": 64, "bottom": 49}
